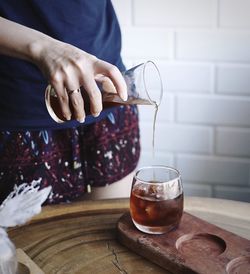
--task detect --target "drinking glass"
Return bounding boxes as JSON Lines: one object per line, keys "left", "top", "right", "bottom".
{"left": 45, "top": 61, "right": 163, "bottom": 123}
{"left": 130, "top": 166, "right": 183, "bottom": 234}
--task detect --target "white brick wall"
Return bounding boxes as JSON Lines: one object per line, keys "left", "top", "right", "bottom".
{"left": 214, "top": 185, "right": 250, "bottom": 202}
{"left": 216, "top": 65, "right": 250, "bottom": 95}
{"left": 216, "top": 127, "right": 250, "bottom": 157}
{"left": 121, "top": 28, "right": 174, "bottom": 58}
{"left": 176, "top": 31, "right": 250, "bottom": 62}
{"left": 219, "top": 0, "right": 250, "bottom": 28}
{"left": 134, "top": 0, "right": 217, "bottom": 27}
{"left": 177, "top": 95, "right": 250, "bottom": 126}
{"left": 183, "top": 183, "right": 213, "bottom": 198}
{"left": 112, "top": 0, "right": 250, "bottom": 202}
{"left": 139, "top": 123, "right": 213, "bottom": 154}
{"left": 176, "top": 154, "right": 250, "bottom": 186}
{"left": 156, "top": 62, "right": 212, "bottom": 93}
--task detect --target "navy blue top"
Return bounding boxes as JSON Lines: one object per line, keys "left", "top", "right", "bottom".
{"left": 0, "top": 0, "right": 125, "bottom": 130}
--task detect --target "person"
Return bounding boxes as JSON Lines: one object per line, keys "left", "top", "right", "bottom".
{"left": 0, "top": 1, "right": 140, "bottom": 204}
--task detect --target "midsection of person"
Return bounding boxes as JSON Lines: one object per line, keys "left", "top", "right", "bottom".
{"left": 0, "top": 0, "right": 125, "bottom": 130}
{"left": 0, "top": 0, "right": 141, "bottom": 204}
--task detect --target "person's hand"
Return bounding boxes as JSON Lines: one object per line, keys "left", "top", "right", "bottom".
{"left": 32, "top": 39, "right": 127, "bottom": 122}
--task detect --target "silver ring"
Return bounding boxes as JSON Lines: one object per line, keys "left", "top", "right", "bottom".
{"left": 67, "top": 88, "right": 81, "bottom": 96}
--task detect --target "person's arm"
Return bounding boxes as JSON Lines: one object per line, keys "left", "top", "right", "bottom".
{"left": 0, "top": 16, "right": 127, "bottom": 122}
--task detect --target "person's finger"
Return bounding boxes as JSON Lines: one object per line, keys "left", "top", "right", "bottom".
{"left": 94, "top": 60, "right": 127, "bottom": 101}
{"left": 95, "top": 74, "right": 117, "bottom": 94}
{"left": 62, "top": 63, "right": 81, "bottom": 91}
{"left": 50, "top": 74, "right": 72, "bottom": 120}
{"left": 82, "top": 77, "right": 102, "bottom": 117}
{"left": 61, "top": 65, "right": 86, "bottom": 122}
{"left": 68, "top": 88, "right": 85, "bottom": 123}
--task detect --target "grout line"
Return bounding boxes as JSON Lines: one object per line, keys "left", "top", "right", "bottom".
{"left": 211, "top": 63, "right": 216, "bottom": 94}
{"left": 131, "top": 0, "right": 135, "bottom": 26}
{"left": 172, "top": 30, "right": 176, "bottom": 60}
{"left": 212, "top": 126, "right": 217, "bottom": 155}
{"left": 173, "top": 94, "right": 178, "bottom": 123}
{"left": 216, "top": 0, "right": 220, "bottom": 28}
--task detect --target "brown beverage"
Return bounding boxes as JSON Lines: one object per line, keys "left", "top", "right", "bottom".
{"left": 130, "top": 183, "right": 183, "bottom": 232}
{"left": 152, "top": 102, "right": 158, "bottom": 160}
{"left": 47, "top": 88, "right": 151, "bottom": 122}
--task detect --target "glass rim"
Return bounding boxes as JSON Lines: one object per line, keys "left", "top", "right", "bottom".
{"left": 135, "top": 165, "right": 181, "bottom": 185}
{"left": 45, "top": 85, "right": 65, "bottom": 124}
{"left": 143, "top": 60, "right": 163, "bottom": 106}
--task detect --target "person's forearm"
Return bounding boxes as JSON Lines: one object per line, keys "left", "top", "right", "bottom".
{"left": 0, "top": 16, "right": 127, "bottom": 122}
{"left": 0, "top": 16, "right": 52, "bottom": 63}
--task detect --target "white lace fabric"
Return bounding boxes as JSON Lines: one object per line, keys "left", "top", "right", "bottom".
{"left": 0, "top": 180, "right": 51, "bottom": 274}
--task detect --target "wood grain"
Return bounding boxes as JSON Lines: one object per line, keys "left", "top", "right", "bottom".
{"left": 8, "top": 197, "right": 250, "bottom": 274}
{"left": 17, "top": 249, "right": 44, "bottom": 274}
{"left": 117, "top": 212, "right": 250, "bottom": 274}
{"left": 9, "top": 199, "right": 167, "bottom": 274}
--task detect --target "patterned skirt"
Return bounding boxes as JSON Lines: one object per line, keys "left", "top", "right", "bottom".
{"left": 0, "top": 105, "right": 140, "bottom": 204}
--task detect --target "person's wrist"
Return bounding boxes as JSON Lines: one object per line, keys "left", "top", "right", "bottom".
{"left": 27, "top": 35, "right": 54, "bottom": 64}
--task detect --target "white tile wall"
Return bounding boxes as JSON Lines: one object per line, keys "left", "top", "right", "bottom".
{"left": 112, "top": 0, "right": 132, "bottom": 26}
{"left": 176, "top": 31, "right": 250, "bottom": 62}
{"left": 112, "top": 0, "right": 250, "bottom": 202}
{"left": 183, "top": 182, "right": 213, "bottom": 198}
{"left": 138, "top": 93, "right": 174, "bottom": 122}
{"left": 134, "top": 0, "right": 217, "bottom": 27}
{"left": 216, "top": 127, "right": 250, "bottom": 157}
{"left": 219, "top": 0, "right": 250, "bottom": 29}
{"left": 216, "top": 65, "right": 250, "bottom": 95}
{"left": 177, "top": 95, "right": 250, "bottom": 126}
{"left": 137, "top": 151, "right": 174, "bottom": 167}
{"left": 214, "top": 185, "right": 250, "bottom": 202}
{"left": 121, "top": 28, "right": 174, "bottom": 58}
{"left": 176, "top": 154, "right": 250, "bottom": 186}
{"left": 139, "top": 122, "right": 212, "bottom": 154}
{"left": 157, "top": 62, "right": 212, "bottom": 93}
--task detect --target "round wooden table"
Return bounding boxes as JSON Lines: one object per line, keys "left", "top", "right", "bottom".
{"left": 9, "top": 197, "right": 250, "bottom": 274}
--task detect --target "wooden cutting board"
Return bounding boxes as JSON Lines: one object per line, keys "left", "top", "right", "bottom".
{"left": 17, "top": 249, "right": 44, "bottom": 274}
{"left": 8, "top": 198, "right": 250, "bottom": 273}
{"left": 117, "top": 211, "right": 250, "bottom": 274}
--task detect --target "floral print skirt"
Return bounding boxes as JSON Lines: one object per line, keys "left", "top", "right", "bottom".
{"left": 0, "top": 105, "right": 140, "bottom": 204}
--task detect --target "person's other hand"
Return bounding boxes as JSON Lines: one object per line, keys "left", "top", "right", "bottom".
{"left": 32, "top": 40, "right": 127, "bottom": 122}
